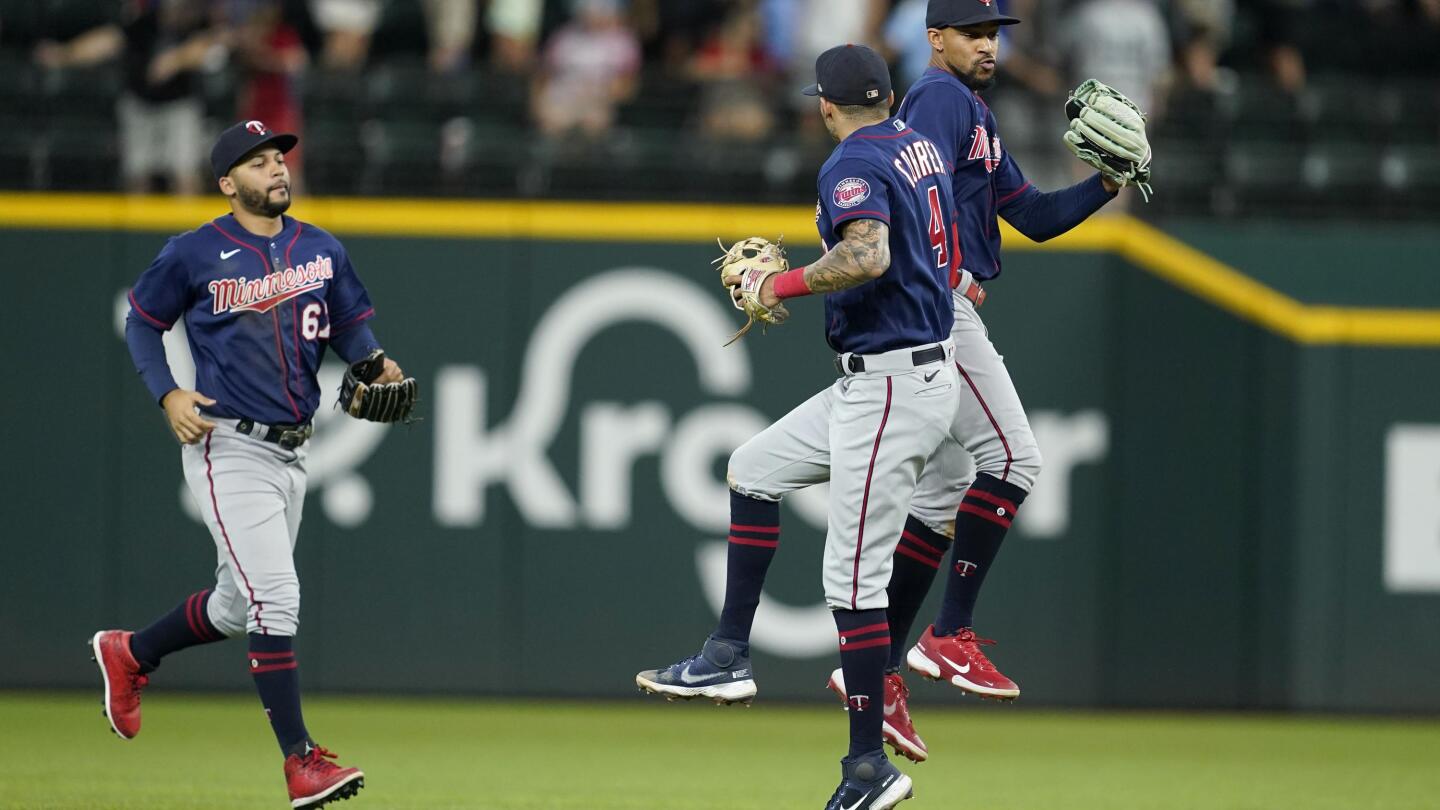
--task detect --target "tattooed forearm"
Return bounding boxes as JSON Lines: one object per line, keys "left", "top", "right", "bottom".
{"left": 803, "top": 219, "right": 891, "bottom": 293}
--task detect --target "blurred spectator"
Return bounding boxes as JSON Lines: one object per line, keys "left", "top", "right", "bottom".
{"left": 883, "top": 0, "right": 930, "bottom": 89}
{"left": 1173, "top": 0, "right": 1234, "bottom": 91}
{"left": 233, "top": 0, "right": 309, "bottom": 183}
{"left": 691, "top": 3, "right": 775, "bottom": 142}
{"left": 32, "top": 0, "right": 223, "bottom": 195}
{"left": 1257, "top": 0, "right": 1307, "bottom": 91}
{"left": 310, "top": 0, "right": 380, "bottom": 70}
{"left": 487, "top": 0, "right": 543, "bottom": 72}
{"left": 997, "top": 0, "right": 1064, "bottom": 98}
{"left": 423, "top": 0, "right": 476, "bottom": 73}
{"left": 1057, "top": 0, "right": 1171, "bottom": 116}
{"left": 531, "top": 0, "right": 641, "bottom": 138}
{"left": 632, "top": 0, "right": 727, "bottom": 68}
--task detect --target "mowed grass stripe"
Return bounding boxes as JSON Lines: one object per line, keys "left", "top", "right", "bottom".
{"left": 1, "top": 692, "right": 1436, "bottom": 809}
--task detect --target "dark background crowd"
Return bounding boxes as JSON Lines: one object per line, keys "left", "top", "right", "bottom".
{"left": 1, "top": 0, "right": 1437, "bottom": 218}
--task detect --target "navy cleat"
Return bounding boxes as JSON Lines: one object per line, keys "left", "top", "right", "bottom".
{"left": 823, "top": 750, "right": 914, "bottom": 810}
{"left": 635, "top": 636, "right": 758, "bottom": 705}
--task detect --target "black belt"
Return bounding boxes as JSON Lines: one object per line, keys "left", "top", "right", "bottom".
{"left": 235, "top": 418, "right": 313, "bottom": 449}
{"left": 835, "top": 344, "right": 947, "bottom": 375}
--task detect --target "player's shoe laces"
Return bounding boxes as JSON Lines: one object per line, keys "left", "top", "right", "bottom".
{"left": 823, "top": 750, "right": 914, "bottom": 810}
{"left": 285, "top": 743, "right": 365, "bottom": 808}
{"left": 827, "top": 668, "right": 928, "bottom": 763}
{"left": 906, "top": 625, "right": 1019, "bottom": 699}
{"left": 634, "top": 636, "right": 758, "bottom": 705}
{"left": 90, "top": 630, "right": 147, "bottom": 740}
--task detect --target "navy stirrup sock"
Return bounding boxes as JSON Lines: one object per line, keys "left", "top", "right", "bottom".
{"left": 714, "top": 491, "right": 781, "bottom": 647}
{"left": 934, "top": 474, "right": 1028, "bottom": 636}
{"left": 834, "top": 609, "right": 889, "bottom": 759}
{"left": 129, "top": 589, "right": 224, "bottom": 673}
{"left": 886, "top": 517, "right": 952, "bottom": 670}
{"left": 248, "top": 634, "right": 311, "bottom": 755}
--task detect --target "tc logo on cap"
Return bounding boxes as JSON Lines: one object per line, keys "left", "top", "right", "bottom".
{"left": 245, "top": 120, "right": 269, "bottom": 135}
{"left": 979, "top": 0, "right": 993, "bottom": 5}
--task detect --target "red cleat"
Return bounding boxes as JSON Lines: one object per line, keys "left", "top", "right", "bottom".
{"left": 285, "top": 744, "right": 365, "bottom": 808}
{"left": 90, "top": 630, "right": 147, "bottom": 739}
{"left": 827, "top": 668, "right": 929, "bottom": 763}
{"left": 906, "top": 625, "right": 1020, "bottom": 699}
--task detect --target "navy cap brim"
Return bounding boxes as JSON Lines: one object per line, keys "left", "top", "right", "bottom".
{"left": 240, "top": 133, "right": 299, "bottom": 161}
{"left": 931, "top": 14, "right": 1022, "bottom": 27}
{"left": 802, "top": 83, "right": 821, "bottom": 96}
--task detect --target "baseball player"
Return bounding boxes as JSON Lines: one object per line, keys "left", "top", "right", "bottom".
{"left": 92, "top": 120, "right": 417, "bottom": 809}
{"left": 825, "top": 0, "right": 1153, "bottom": 761}
{"left": 637, "top": 44, "right": 960, "bottom": 810}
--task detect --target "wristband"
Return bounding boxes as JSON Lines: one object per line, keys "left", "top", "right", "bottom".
{"left": 772, "top": 266, "right": 812, "bottom": 300}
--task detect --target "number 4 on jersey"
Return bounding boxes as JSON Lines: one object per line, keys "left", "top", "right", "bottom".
{"left": 926, "top": 184, "right": 948, "bottom": 269}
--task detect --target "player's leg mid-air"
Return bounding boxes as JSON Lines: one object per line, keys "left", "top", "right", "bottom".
{"left": 644, "top": 37, "right": 969, "bottom": 807}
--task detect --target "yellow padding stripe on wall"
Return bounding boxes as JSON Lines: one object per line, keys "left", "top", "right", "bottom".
{"left": 2, "top": 193, "right": 1437, "bottom": 346}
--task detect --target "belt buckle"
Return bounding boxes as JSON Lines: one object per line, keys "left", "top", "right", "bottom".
{"left": 277, "top": 425, "right": 311, "bottom": 450}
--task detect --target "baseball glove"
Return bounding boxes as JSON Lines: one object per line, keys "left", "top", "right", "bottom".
{"left": 1063, "top": 78, "right": 1153, "bottom": 201}
{"left": 338, "top": 349, "right": 418, "bottom": 423}
{"left": 714, "top": 236, "right": 790, "bottom": 346}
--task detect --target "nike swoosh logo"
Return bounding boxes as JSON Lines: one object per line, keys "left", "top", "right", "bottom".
{"left": 221, "top": 248, "right": 242, "bottom": 260}
{"left": 842, "top": 790, "right": 872, "bottom": 810}
{"left": 923, "top": 370, "right": 939, "bottom": 382}
{"left": 940, "top": 654, "right": 971, "bottom": 675}
{"left": 883, "top": 702, "right": 899, "bottom": 717}
{"left": 677, "top": 664, "right": 710, "bottom": 685}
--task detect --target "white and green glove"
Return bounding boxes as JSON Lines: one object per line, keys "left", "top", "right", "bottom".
{"left": 1062, "top": 78, "right": 1153, "bottom": 202}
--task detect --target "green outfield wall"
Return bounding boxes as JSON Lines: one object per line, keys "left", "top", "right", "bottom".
{"left": 2, "top": 198, "right": 1437, "bottom": 712}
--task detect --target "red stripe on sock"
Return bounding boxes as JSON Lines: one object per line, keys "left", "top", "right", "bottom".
{"left": 730, "top": 523, "right": 780, "bottom": 534}
{"left": 839, "top": 637, "right": 890, "bottom": 651}
{"left": 840, "top": 622, "right": 890, "bottom": 640}
{"left": 728, "top": 536, "right": 779, "bottom": 548}
{"left": 966, "top": 488, "right": 1019, "bottom": 514}
{"left": 901, "top": 529, "right": 946, "bottom": 556}
{"left": 896, "top": 544, "right": 942, "bottom": 569}
{"left": 184, "top": 592, "right": 203, "bottom": 640}
{"left": 958, "top": 502, "right": 1012, "bottom": 528}
{"left": 249, "top": 662, "right": 299, "bottom": 674}
{"left": 248, "top": 650, "right": 295, "bottom": 660}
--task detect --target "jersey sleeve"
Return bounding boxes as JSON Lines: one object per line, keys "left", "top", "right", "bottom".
{"left": 900, "top": 83, "right": 973, "bottom": 170}
{"left": 992, "top": 147, "right": 1032, "bottom": 207}
{"left": 128, "top": 237, "right": 190, "bottom": 330}
{"left": 818, "top": 156, "right": 892, "bottom": 242}
{"left": 125, "top": 237, "right": 190, "bottom": 403}
{"left": 326, "top": 243, "right": 375, "bottom": 334}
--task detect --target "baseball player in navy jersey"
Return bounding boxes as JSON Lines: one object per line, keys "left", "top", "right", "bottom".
{"left": 826, "top": 0, "right": 1151, "bottom": 761}
{"left": 91, "top": 120, "right": 413, "bottom": 808}
{"left": 637, "top": 44, "right": 960, "bottom": 810}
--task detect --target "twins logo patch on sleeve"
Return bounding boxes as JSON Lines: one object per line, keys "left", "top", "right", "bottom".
{"left": 833, "top": 178, "right": 871, "bottom": 209}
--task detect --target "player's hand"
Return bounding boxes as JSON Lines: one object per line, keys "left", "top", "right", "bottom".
{"left": 723, "top": 272, "right": 781, "bottom": 310}
{"left": 374, "top": 356, "right": 405, "bottom": 384}
{"left": 161, "top": 389, "right": 217, "bottom": 445}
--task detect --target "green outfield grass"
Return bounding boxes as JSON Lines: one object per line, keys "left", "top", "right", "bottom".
{"left": 2, "top": 691, "right": 1436, "bottom": 809}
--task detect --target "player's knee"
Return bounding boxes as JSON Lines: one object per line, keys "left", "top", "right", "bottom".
{"left": 248, "top": 581, "right": 301, "bottom": 636}
{"left": 208, "top": 591, "right": 248, "bottom": 638}
{"left": 725, "top": 441, "right": 782, "bottom": 502}
{"left": 974, "top": 430, "right": 1042, "bottom": 493}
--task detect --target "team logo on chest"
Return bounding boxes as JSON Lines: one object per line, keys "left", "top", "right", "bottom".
{"left": 208, "top": 254, "right": 334, "bottom": 314}
{"left": 833, "top": 177, "right": 871, "bottom": 209}
{"left": 967, "top": 125, "right": 1002, "bottom": 173}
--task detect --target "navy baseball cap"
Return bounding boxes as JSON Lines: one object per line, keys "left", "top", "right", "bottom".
{"left": 802, "top": 44, "right": 892, "bottom": 106}
{"left": 926, "top": 0, "right": 1020, "bottom": 28}
{"left": 210, "top": 120, "right": 298, "bottom": 180}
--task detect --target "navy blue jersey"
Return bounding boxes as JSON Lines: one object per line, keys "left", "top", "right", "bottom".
{"left": 127, "top": 214, "right": 375, "bottom": 424}
{"left": 899, "top": 67, "right": 1114, "bottom": 282}
{"left": 816, "top": 117, "right": 957, "bottom": 356}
